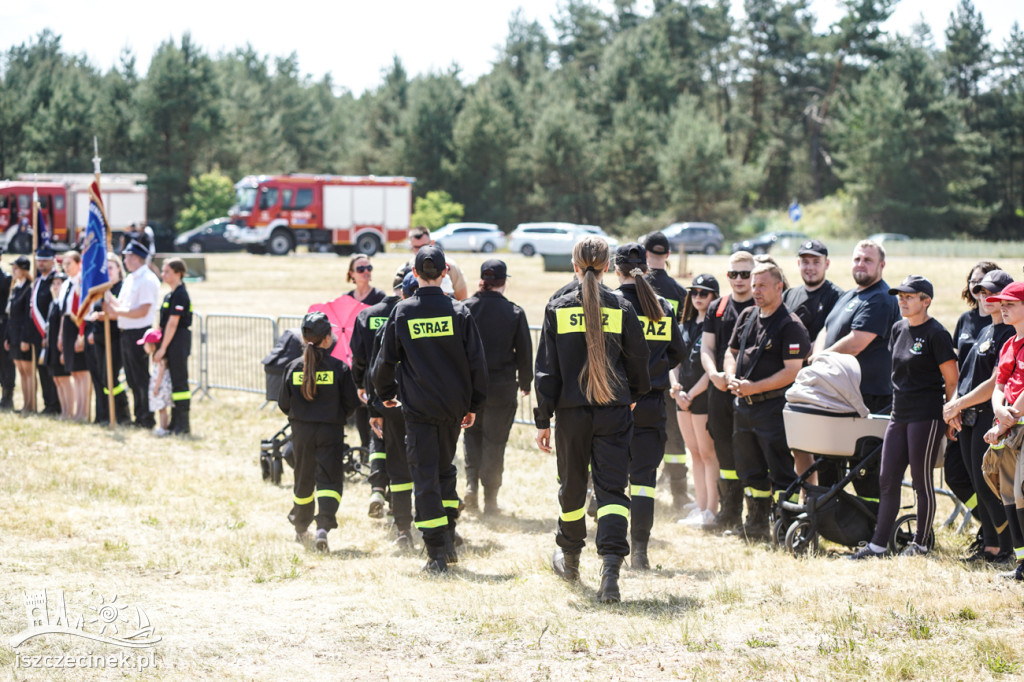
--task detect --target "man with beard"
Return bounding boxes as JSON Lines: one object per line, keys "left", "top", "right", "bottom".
{"left": 814, "top": 240, "right": 900, "bottom": 414}
{"left": 782, "top": 240, "right": 843, "bottom": 343}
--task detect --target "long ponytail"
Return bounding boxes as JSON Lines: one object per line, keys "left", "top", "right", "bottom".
{"left": 616, "top": 257, "right": 662, "bottom": 321}
{"left": 573, "top": 236, "right": 617, "bottom": 405}
{"left": 301, "top": 342, "right": 320, "bottom": 402}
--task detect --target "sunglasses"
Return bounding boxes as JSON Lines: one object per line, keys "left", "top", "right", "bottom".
{"left": 355, "top": 265, "right": 373, "bottom": 273}
{"left": 727, "top": 270, "right": 751, "bottom": 280}
{"left": 690, "top": 290, "right": 713, "bottom": 298}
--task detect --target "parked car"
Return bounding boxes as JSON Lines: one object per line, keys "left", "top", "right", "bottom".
{"left": 659, "top": 222, "right": 724, "bottom": 254}
{"left": 174, "top": 218, "right": 243, "bottom": 253}
{"left": 508, "top": 222, "right": 618, "bottom": 257}
{"left": 867, "top": 232, "right": 911, "bottom": 244}
{"left": 731, "top": 230, "right": 808, "bottom": 255}
{"left": 432, "top": 222, "right": 507, "bottom": 253}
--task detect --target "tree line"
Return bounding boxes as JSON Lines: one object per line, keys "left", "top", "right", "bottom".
{"left": 1, "top": 0, "right": 1022, "bottom": 239}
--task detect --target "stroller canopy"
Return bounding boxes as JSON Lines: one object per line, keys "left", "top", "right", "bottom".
{"left": 785, "top": 352, "right": 869, "bottom": 418}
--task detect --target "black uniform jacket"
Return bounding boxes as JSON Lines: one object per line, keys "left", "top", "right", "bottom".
{"left": 24, "top": 271, "right": 54, "bottom": 346}
{"left": 278, "top": 347, "right": 360, "bottom": 425}
{"left": 617, "top": 283, "right": 686, "bottom": 392}
{"left": 463, "top": 290, "right": 533, "bottom": 392}
{"left": 534, "top": 287, "right": 651, "bottom": 429}
{"left": 371, "top": 286, "right": 488, "bottom": 424}
{"left": 646, "top": 269, "right": 688, "bottom": 322}
{"left": 7, "top": 282, "right": 32, "bottom": 350}
{"left": 350, "top": 295, "right": 400, "bottom": 389}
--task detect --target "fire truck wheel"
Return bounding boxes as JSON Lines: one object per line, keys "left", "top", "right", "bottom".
{"left": 355, "top": 234, "right": 381, "bottom": 257}
{"left": 268, "top": 229, "right": 294, "bottom": 256}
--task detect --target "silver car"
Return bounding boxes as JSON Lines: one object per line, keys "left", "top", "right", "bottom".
{"left": 431, "top": 222, "right": 507, "bottom": 253}
{"left": 660, "top": 222, "right": 724, "bottom": 254}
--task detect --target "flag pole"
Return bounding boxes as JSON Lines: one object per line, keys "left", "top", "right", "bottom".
{"left": 28, "top": 176, "right": 39, "bottom": 408}
{"left": 94, "top": 139, "right": 116, "bottom": 428}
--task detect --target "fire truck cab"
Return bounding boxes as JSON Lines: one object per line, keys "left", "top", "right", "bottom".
{"left": 227, "top": 174, "right": 414, "bottom": 256}
{"left": 0, "top": 182, "right": 70, "bottom": 253}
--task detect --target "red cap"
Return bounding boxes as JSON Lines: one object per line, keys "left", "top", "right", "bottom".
{"left": 986, "top": 281, "right": 1024, "bottom": 303}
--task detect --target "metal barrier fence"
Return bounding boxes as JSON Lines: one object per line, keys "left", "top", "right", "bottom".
{"left": 204, "top": 314, "right": 278, "bottom": 395}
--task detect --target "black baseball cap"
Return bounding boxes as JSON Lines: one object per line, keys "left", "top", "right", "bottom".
{"left": 13, "top": 255, "right": 31, "bottom": 271}
{"left": 643, "top": 231, "right": 670, "bottom": 255}
{"left": 124, "top": 240, "right": 149, "bottom": 259}
{"left": 480, "top": 259, "right": 509, "bottom": 280}
{"left": 402, "top": 271, "right": 420, "bottom": 298}
{"left": 798, "top": 239, "right": 828, "bottom": 258}
{"left": 414, "top": 245, "right": 446, "bottom": 279}
{"left": 301, "top": 311, "right": 332, "bottom": 339}
{"left": 889, "top": 275, "right": 933, "bottom": 298}
{"left": 615, "top": 242, "right": 647, "bottom": 267}
{"left": 972, "top": 269, "right": 1013, "bottom": 294}
{"left": 689, "top": 273, "right": 720, "bottom": 295}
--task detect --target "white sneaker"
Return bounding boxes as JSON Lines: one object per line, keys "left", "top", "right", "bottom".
{"left": 677, "top": 507, "right": 706, "bottom": 525}
{"left": 154, "top": 427, "right": 169, "bottom": 437}
{"left": 680, "top": 501, "right": 699, "bottom": 515}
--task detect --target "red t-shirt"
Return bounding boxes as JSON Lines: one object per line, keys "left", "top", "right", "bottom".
{"left": 996, "top": 334, "right": 1024, "bottom": 406}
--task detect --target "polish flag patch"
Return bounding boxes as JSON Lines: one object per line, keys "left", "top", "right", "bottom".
{"left": 788, "top": 343, "right": 800, "bottom": 354}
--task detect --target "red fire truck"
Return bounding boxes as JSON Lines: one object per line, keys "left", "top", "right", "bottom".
{"left": 227, "top": 174, "right": 414, "bottom": 256}
{"left": 0, "top": 174, "right": 147, "bottom": 253}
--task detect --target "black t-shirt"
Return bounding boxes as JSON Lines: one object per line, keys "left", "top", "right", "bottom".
{"left": 888, "top": 317, "right": 956, "bottom": 423}
{"left": 679, "top": 317, "right": 706, "bottom": 390}
{"left": 957, "top": 322, "right": 1014, "bottom": 407}
{"left": 160, "top": 284, "right": 192, "bottom": 333}
{"left": 705, "top": 295, "right": 755, "bottom": 370}
{"left": 823, "top": 279, "right": 900, "bottom": 396}
{"left": 647, "top": 268, "right": 688, "bottom": 322}
{"left": 729, "top": 304, "right": 811, "bottom": 384}
{"left": 781, "top": 280, "right": 843, "bottom": 343}
{"left": 953, "top": 308, "right": 988, "bottom": 371}
{"left": 346, "top": 287, "right": 386, "bottom": 307}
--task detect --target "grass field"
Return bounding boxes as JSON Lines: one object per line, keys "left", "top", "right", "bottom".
{"left": 2, "top": 249, "right": 1023, "bottom": 680}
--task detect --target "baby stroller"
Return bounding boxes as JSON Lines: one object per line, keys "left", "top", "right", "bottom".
{"left": 772, "top": 353, "right": 931, "bottom": 556}
{"left": 259, "top": 422, "right": 370, "bottom": 486}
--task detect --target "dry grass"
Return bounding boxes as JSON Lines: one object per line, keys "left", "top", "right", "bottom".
{"left": 2, "top": 249, "right": 1024, "bottom": 680}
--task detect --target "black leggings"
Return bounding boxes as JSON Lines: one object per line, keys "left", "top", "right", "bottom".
{"left": 872, "top": 419, "right": 944, "bottom": 547}
{"left": 959, "top": 414, "right": 1011, "bottom": 551}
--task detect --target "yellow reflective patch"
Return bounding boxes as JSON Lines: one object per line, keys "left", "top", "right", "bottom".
{"left": 560, "top": 507, "right": 586, "bottom": 522}
{"left": 368, "top": 452, "right": 386, "bottom": 461}
{"left": 408, "top": 316, "right": 454, "bottom": 339}
{"left": 966, "top": 493, "right": 978, "bottom": 510}
{"left": 442, "top": 499, "right": 460, "bottom": 508}
{"left": 596, "top": 504, "right": 629, "bottom": 519}
{"left": 720, "top": 469, "right": 739, "bottom": 480}
{"left": 391, "top": 482, "right": 414, "bottom": 492}
{"left": 293, "top": 371, "right": 334, "bottom": 385}
{"left": 317, "top": 490, "right": 342, "bottom": 503}
{"left": 630, "top": 485, "right": 656, "bottom": 498}
{"left": 415, "top": 516, "right": 449, "bottom": 529}
{"left": 662, "top": 454, "right": 688, "bottom": 464}
{"left": 638, "top": 315, "right": 671, "bottom": 341}
{"left": 369, "top": 316, "right": 387, "bottom": 330}
{"left": 172, "top": 390, "right": 191, "bottom": 401}
{"left": 555, "top": 307, "right": 622, "bottom": 334}
{"left": 293, "top": 494, "right": 314, "bottom": 505}
{"left": 664, "top": 298, "right": 678, "bottom": 316}
{"left": 747, "top": 488, "right": 772, "bottom": 499}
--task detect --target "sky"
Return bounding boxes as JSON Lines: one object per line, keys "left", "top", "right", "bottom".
{"left": 1, "top": 0, "right": 1021, "bottom": 96}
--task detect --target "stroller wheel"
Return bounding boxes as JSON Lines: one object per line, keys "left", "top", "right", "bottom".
{"left": 271, "top": 458, "right": 284, "bottom": 486}
{"left": 342, "top": 446, "right": 370, "bottom": 481}
{"left": 888, "top": 514, "right": 934, "bottom": 554}
{"left": 771, "top": 517, "right": 788, "bottom": 549}
{"left": 260, "top": 454, "right": 271, "bottom": 481}
{"left": 785, "top": 517, "right": 819, "bottom": 557}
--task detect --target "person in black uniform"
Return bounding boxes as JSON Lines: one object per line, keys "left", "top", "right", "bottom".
{"left": 278, "top": 311, "right": 361, "bottom": 553}
{"left": 6, "top": 256, "right": 35, "bottom": 412}
{"left": 58, "top": 250, "right": 91, "bottom": 422}
{"left": 363, "top": 272, "right": 420, "bottom": 549}
{"left": 462, "top": 259, "right": 533, "bottom": 515}
{"left": 537, "top": 236, "right": 650, "bottom": 603}
{"left": 85, "top": 254, "right": 131, "bottom": 425}
{"left": 154, "top": 258, "right": 192, "bottom": 435}
{"left": 345, "top": 254, "right": 387, "bottom": 454}
{"left": 724, "top": 262, "right": 811, "bottom": 539}
{"left": 0, "top": 252, "right": 14, "bottom": 410}
{"left": 371, "top": 245, "right": 488, "bottom": 574}
{"left": 614, "top": 243, "right": 685, "bottom": 570}
{"left": 641, "top": 231, "right": 692, "bottom": 510}
{"left": 26, "top": 246, "right": 61, "bottom": 415}
{"left": 700, "top": 250, "right": 756, "bottom": 532}
{"left": 350, "top": 268, "right": 406, "bottom": 519}
{"left": 44, "top": 270, "right": 72, "bottom": 417}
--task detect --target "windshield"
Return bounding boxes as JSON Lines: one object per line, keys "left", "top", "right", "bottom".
{"left": 235, "top": 186, "right": 256, "bottom": 212}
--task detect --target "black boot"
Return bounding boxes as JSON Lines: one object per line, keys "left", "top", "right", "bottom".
{"left": 631, "top": 540, "right": 650, "bottom": 571}
{"left": 483, "top": 486, "right": 502, "bottom": 515}
{"left": 0, "top": 387, "right": 14, "bottom": 411}
{"left": 551, "top": 547, "right": 581, "bottom": 581}
{"left": 703, "top": 480, "right": 743, "bottom": 532}
{"left": 422, "top": 544, "right": 448, "bottom": 574}
{"left": 738, "top": 495, "right": 772, "bottom": 541}
{"left": 172, "top": 405, "right": 190, "bottom": 435}
{"left": 597, "top": 555, "right": 624, "bottom": 603}
{"left": 115, "top": 393, "right": 132, "bottom": 425}
{"left": 444, "top": 526, "right": 459, "bottom": 564}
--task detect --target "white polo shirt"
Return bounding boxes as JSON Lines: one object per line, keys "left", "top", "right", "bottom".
{"left": 117, "top": 265, "right": 162, "bottom": 330}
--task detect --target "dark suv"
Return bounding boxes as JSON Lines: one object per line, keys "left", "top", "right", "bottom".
{"left": 659, "top": 222, "right": 724, "bottom": 255}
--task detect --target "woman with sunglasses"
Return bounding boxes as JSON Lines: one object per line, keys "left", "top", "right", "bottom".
{"left": 673, "top": 274, "right": 720, "bottom": 527}
{"left": 345, "top": 255, "right": 386, "bottom": 306}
